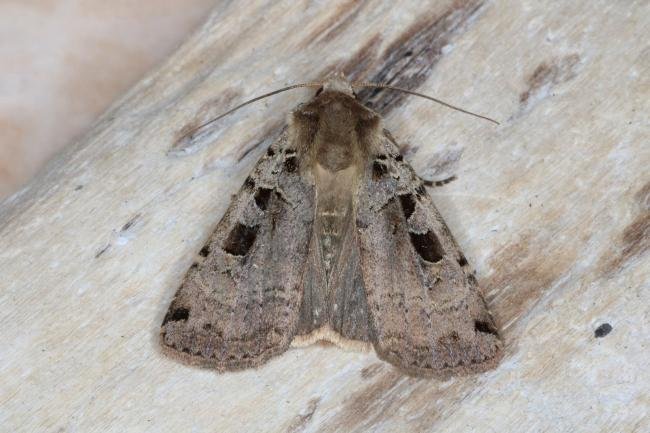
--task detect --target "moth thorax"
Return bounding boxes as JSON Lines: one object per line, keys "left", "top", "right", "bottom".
{"left": 313, "top": 100, "right": 361, "bottom": 171}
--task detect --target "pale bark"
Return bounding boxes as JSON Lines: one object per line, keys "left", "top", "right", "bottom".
{"left": 1, "top": 1, "right": 648, "bottom": 432}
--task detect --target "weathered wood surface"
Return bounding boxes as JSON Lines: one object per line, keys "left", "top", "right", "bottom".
{"left": 1, "top": 1, "right": 648, "bottom": 432}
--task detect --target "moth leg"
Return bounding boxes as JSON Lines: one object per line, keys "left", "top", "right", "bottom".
{"left": 422, "top": 175, "right": 457, "bottom": 188}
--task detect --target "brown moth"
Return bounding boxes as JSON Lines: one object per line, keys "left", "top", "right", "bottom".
{"left": 160, "top": 72, "right": 503, "bottom": 378}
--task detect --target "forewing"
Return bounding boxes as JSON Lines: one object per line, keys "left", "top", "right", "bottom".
{"left": 161, "top": 130, "right": 315, "bottom": 371}
{"left": 355, "top": 130, "right": 503, "bottom": 378}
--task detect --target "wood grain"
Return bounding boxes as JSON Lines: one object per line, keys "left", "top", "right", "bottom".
{"left": 1, "top": 0, "right": 648, "bottom": 432}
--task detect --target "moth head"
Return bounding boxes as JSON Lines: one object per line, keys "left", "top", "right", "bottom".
{"left": 322, "top": 72, "right": 354, "bottom": 97}
{"left": 175, "top": 74, "right": 497, "bottom": 145}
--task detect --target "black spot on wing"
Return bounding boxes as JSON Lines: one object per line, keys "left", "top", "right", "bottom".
{"left": 474, "top": 320, "right": 498, "bottom": 336}
{"left": 284, "top": 156, "right": 298, "bottom": 173}
{"left": 223, "top": 223, "right": 259, "bottom": 256}
{"left": 163, "top": 307, "right": 190, "bottom": 325}
{"left": 398, "top": 194, "right": 416, "bottom": 220}
{"left": 254, "top": 188, "right": 273, "bottom": 210}
{"left": 244, "top": 176, "right": 256, "bottom": 189}
{"left": 372, "top": 161, "right": 387, "bottom": 180}
{"left": 409, "top": 230, "right": 444, "bottom": 263}
{"left": 199, "top": 244, "right": 210, "bottom": 257}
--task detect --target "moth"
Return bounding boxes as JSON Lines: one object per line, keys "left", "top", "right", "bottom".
{"left": 161, "top": 72, "right": 503, "bottom": 378}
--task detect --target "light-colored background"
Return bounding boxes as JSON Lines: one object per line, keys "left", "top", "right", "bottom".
{"left": 0, "top": 0, "right": 216, "bottom": 199}
{"left": 1, "top": 1, "right": 649, "bottom": 432}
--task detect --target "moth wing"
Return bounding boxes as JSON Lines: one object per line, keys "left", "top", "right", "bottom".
{"left": 355, "top": 130, "right": 503, "bottom": 378}
{"left": 161, "top": 130, "right": 315, "bottom": 370}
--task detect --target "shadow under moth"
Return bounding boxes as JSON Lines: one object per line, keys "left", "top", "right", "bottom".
{"left": 161, "top": 72, "right": 503, "bottom": 378}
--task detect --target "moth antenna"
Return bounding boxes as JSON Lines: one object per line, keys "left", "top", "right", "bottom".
{"left": 181, "top": 82, "right": 323, "bottom": 140}
{"left": 352, "top": 82, "right": 500, "bottom": 125}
